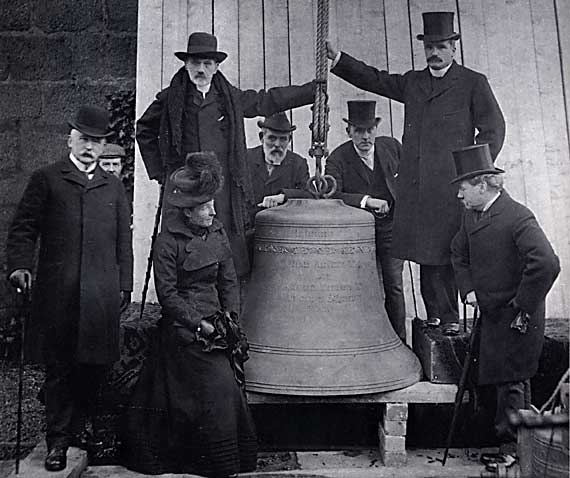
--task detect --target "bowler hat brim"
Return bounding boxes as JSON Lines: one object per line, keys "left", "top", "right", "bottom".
{"left": 342, "top": 117, "right": 382, "bottom": 129}
{"left": 67, "top": 120, "right": 113, "bottom": 138}
{"left": 417, "top": 32, "right": 461, "bottom": 42}
{"left": 257, "top": 120, "right": 296, "bottom": 133}
{"left": 175, "top": 51, "right": 227, "bottom": 63}
{"left": 450, "top": 167, "right": 504, "bottom": 184}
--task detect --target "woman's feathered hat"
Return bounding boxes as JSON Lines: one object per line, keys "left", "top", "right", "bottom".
{"left": 166, "top": 152, "right": 224, "bottom": 208}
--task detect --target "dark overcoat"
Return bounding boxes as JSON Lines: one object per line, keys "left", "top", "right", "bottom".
{"left": 153, "top": 214, "right": 239, "bottom": 336}
{"left": 247, "top": 145, "right": 309, "bottom": 207}
{"left": 136, "top": 68, "right": 314, "bottom": 276}
{"left": 325, "top": 136, "right": 401, "bottom": 208}
{"left": 332, "top": 55, "right": 506, "bottom": 265}
{"left": 451, "top": 191, "right": 560, "bottom": 385}
{"left": 6, "top": 160, "right": 133, "bottom": 364}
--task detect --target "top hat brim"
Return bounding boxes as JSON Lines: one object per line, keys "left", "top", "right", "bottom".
{"left": 175, "top": 51, "right": 228, "bottom": 63}
{"left": 342, "top": 117, "right": 382, "bottom": 128}
{"left": 450, "top": 167, "right": 505, "bottom": 184}
{"left": 257, "top": 119, "right": 296, "bottom": 133}
{"left": 68, "top": 120, "right": 113, "bottom": 138}
{"left": 417, "top": 32, "right": 461, "bottom": 42}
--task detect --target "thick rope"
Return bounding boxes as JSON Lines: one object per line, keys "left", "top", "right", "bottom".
{"left": 308, "top": 0, "right": 335, "bottom": 198}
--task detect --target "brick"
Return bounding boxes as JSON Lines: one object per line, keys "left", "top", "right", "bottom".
{"left": 384, "top": 435, "right": 405, "bottom": 453}
{"left": 8, "top": 36, "right": 72, "bottom": 81}
{"left": 0, "top": 125, "right": 21, "bottom": 173}
{"left": 382, "top": 451, "right": 408, "bottom": 467}
{"left": 35, "top": 0, "right": 103, "bottom": 33}
{"left": 383, "top": 419, "right": 407, "bottom": 436}
{"left": 19, "top": 122, "right": 69, "bottom": 173}
{"left": 0, "top": 1, "right": 31, "bottom": 31}
{"left": 106, "top": 0, "right": 138, "bottom": 33}
{"left": 0, "top": 176, "right": 28, "bottom": 208}
{"left": 71, "top": 33, "right": 137, "bottom": 80}
{"left": 385, "top": 403, "right": 408, "bottom": 421}
{"left": 0, "top": 84, "right": 42, "bottom": 120}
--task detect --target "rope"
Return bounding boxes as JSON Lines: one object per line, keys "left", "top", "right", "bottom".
{"left": 307, "top": 0, "right": 336, "bottom": 198}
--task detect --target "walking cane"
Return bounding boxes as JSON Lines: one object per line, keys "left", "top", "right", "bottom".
{"left": 15, "top": 279, "right": 31, "bottom": 474}
{"left": 139, "top": 171, "right": 166, "bottom": 320}
{"left": 407, "top": 261, "right": 421, "bottom": 320}
{"left": 442, "top": 306, "right": 480, "bottom": 466}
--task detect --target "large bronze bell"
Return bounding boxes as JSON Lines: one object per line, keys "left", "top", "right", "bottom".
{"left": 242, "top": 199, "right": 422, "bottom": 395}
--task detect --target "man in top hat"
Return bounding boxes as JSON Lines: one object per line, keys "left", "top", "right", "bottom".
{"left": 327, "top": 12, "right": 506, "bottom": 335}
{"left": 450, "top": 144, "right": 559, "bottom": 471}
{"left": 248, "top": 112, "right": 309, "bottom": 211}
{"left": 6, "top": 105, "right": 133, "bottom": 471}
{"left": 99, "top": 143, "right": 126, "bottom": 178}
{"left": 325, "top": 100, "right": 406, "bottom": 341}
{"left": 137, "top": 31, "right": 316, "bottom": 278}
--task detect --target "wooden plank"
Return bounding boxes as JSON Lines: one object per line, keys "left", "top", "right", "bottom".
{"left": 288, "top": 0, "right": 315, "bottom": 172}
{"left": 214, "top": 0, "right": 240, "bottom": 85}
{"left": 480, "top": 0, "right": 525, "bottom": 203}
{"left": 456, "top": 0, "right": 489, "bottom": 74}
{"left": 161, "top": 0, "right": 187, "bottom": 87}
{"left": 530, "top": 0, "right": 570, "bottom": 317}
{"left": 238, "top": 0, "right": 265, "bottom": 148}
{"left": 556, "top": 0, "right": 570, "bottom": 136}
{"left": 187, "top": 0, "right": 213, "bottom": 34}
{"left": 384, "top": 0, "right": 413, "bottom": 141}
{"left": 133, "top": 0, "right": 164, "bottom": 300}
{"left": 246, "top": 381, "right": 459, "bottom": 404}
{"left": 263, "top": 0, "right": 290, "bottom": 89}
{"left": 504, "top": 1, "right": 552, "bottom": 228}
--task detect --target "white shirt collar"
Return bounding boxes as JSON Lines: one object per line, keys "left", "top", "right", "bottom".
{"left": 353, "top": 143, "right": 375, "bottom": 162}
{"left": 429, "top": 62, "right": 453, "bottom": 78}
{"left": 69, "top": 153, "right": 97, "bottom": 173}
{"left": 482, "top": 191, "right": 501, "bottom": 212}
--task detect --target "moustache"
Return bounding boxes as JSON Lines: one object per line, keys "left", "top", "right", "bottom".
{"left": 428, "top": 56, "right": 441, "bottom": 62}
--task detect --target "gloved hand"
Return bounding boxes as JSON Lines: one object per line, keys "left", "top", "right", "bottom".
{"left": 9, "top": 269, "right": 32, "bottom": 292}
{"left": 464, "top": 290, "right": 478, "bottom": 308}
{"left": 120, "top": 290, "right": 131, "bottom": 313}
{"left": 508, "top": 299, "right": 529, "bottom": 334}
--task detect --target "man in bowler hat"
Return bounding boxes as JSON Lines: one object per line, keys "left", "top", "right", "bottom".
{"left": 327, "top": 12, "right": 506, "bottom": 335}
{"left": 6, "top": 105, "right": 133, "bottom": 471}
{"left": 450, "top": 144, "right": 559, "bottom": 470}
{"left": 137, "top": 31, "right": 315, "bottom": 278}
{"left": 325, "top": 101, "right": 406, "bottom": 341}
{"left": 248, "top": 112, "right": 309, "bottom": 211}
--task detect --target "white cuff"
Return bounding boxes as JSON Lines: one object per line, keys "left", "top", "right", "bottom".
{"left": 360, "top": 195, "right": 370, "bottom": 209}
{"left": 331, "top": 51, "right": 342, "bottom": 69}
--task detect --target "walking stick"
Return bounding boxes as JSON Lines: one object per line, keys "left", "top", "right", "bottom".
{"left": 139, "top": 172, "right": 166, "bottom": 320}
{"left": 15, "top": 280, "right": 31, "bottom": 474}
{"left": 407, "top": 261, "right": 421, "bottom": 320}
{"left": 442, "top": 306, "right": 480, "bottom": 466}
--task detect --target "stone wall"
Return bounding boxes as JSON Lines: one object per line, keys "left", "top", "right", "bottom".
{"left": 0, "top": 0, "right": 138, "bottom": 324}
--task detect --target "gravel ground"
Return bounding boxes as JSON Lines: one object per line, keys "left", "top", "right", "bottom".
{"left": 0, "top": 363, "right": 45, "bottom": 460}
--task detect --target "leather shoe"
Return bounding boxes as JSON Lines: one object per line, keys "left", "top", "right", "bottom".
{"left": 45, "top": 447, "right": 67, "bottom": 472}
{"left": 442, "top": 322, "right": 460, "bottom": 336}
{"left": 426, "top": 317, "right": 441, "bottom": 327}
{"left": 71, "top": 429, "right": 103, "bottom": 451}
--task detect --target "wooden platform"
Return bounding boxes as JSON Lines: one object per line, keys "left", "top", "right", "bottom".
{"left": 247, "top": 381, "right": 458, "bottom": 404}
{"left": 247, "top": 381, "right": 459, "bottom": 466}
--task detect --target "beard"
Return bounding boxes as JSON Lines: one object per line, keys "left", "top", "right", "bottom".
{"left": 263, "top": 146, "right": 286, "bottom": 165}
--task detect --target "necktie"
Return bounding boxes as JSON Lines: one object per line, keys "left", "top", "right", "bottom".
{"left": 361, "top": 156, "right": 374, "bottom": 170}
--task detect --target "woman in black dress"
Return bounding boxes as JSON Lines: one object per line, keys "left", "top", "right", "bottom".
{"left": 122, "top": 152, "right": 257, "bottom": 477}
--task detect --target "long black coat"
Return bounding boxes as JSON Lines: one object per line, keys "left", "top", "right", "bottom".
{"left": 136, "top": 68, "right": 315, "bottom": 276}
{"left": 6, "top": 160, "right": 133, "bottom": 364}
{"left": 332, "top": 55, "right": 505, "bottom": 265}
{"left": 325, "top": 136, "right": 400, "bottom": 209}
{"left": 451, "top": 191, "right": 560, "bottom": 384}
{"left": 247, "top": 145, "right": 309, "bottom": 208}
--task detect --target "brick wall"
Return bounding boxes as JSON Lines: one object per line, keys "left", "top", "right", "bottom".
{"left": 0, "top": 0, "right": 138, "bottom": 325}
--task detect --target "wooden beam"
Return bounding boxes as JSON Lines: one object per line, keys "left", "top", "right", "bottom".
{"left": 247, "top": 381, "right": 459, "bottom": 404}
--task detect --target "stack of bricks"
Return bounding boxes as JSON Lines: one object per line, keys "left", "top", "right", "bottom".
{"left": 378, "top": 402, "right": 408, "bottom": 466}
